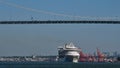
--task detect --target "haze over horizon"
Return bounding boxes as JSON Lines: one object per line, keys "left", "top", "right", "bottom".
{"left": 0, "top": 0, "right": 120, "bottom": 56}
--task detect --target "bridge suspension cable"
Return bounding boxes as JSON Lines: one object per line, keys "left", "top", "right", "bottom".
{"left": 0, "top": 1, "right": 120, "bottom": 21}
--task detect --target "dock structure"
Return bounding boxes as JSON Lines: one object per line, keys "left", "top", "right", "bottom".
{"left": 0, "top": 20, "right": 120, "bottom": 24}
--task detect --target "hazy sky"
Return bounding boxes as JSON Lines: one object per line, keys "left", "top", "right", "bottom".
{"left": 0, "top": 0, "right": 120, "bottom": 20}
{"left": 0, "top": 24, "right": 120, "bottom": 56}
{"left": 0, "top": 0, "right": 120, "bottom": 56}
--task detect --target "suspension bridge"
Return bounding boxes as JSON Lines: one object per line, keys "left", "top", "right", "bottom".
{"left": 0, "top": 1, "right": 120, "bottom": 24}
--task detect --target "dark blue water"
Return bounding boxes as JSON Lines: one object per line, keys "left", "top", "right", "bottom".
{"left": 0, "top": 61, "right": 120, "bottom": 68}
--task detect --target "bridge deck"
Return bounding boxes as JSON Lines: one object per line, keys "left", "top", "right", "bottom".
{"left": 0, "top": 20, "right": 120, "bottom": 24}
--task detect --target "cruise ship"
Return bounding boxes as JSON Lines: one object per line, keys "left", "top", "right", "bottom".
{"left": 57, "top": 42, "right": 81, "bottom": 63}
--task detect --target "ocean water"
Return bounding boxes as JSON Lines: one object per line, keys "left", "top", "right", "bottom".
{"left": 0, "top": 62, "right": 120, "bottom": 68}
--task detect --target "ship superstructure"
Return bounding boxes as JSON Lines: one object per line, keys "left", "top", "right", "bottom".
{"left": 58, "top": 42, "right": 81, "bottom": 63}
